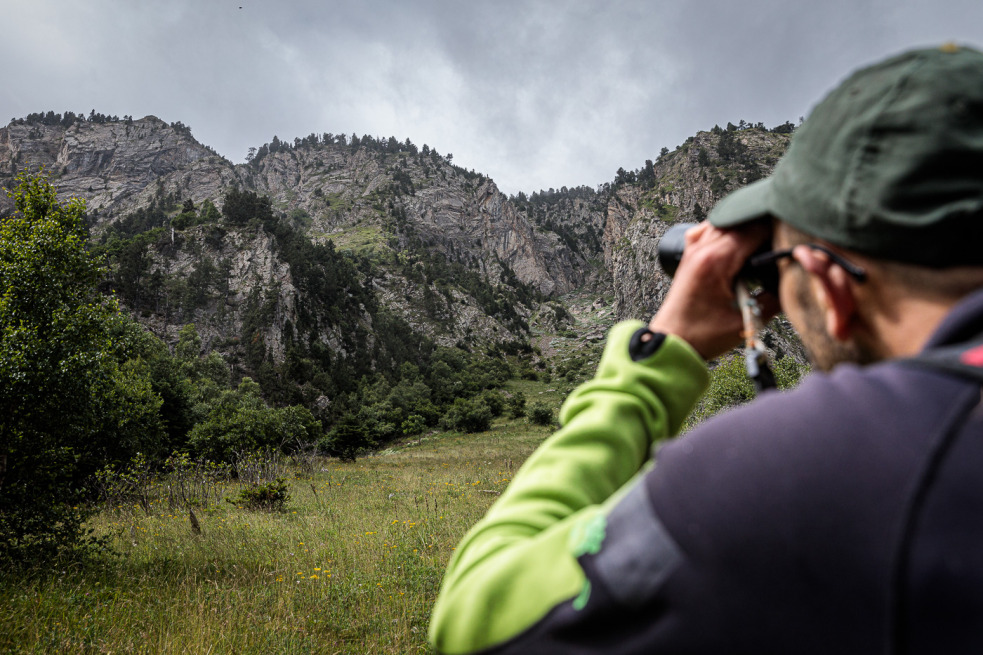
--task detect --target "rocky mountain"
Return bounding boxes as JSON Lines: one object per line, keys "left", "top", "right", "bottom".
{"left": 602, "top": 127, "right": 792, "bottom": 318}
{"left": 0, "top": 115, "right": 235, "bottom": 218}
{"left": 0, "top": 113, "right": 802, "bottom": 412}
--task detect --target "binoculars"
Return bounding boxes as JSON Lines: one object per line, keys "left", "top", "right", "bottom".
{"left": 656, "top": 222, "right": 780, "bottom": 295}
{"left": 656, "top": 222, "right": 778, "bottom": 392}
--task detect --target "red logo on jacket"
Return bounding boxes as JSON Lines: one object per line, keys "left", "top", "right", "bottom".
{"left": 960, "top": 345, "right": 983, "bottom": 367}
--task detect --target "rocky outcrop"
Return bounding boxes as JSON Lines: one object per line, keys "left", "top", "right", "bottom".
{"left": 0, "top": 117, "right": 240, "bottom": 221}
{"left": 603, "top": 184, "right": 674, "bottom": 320}
{"left": 136, "top": 226, "right": 303, "bottom": 362}
{"left": 244, "top": 144, "right": 588, "bottom": 297}
{"left": 602, "top": 128, "right": 791, "bottom": 320}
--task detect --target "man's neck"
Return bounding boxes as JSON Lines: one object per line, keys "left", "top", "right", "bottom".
{"left": 865, "top": 294, "right": 958, "bottom": 360}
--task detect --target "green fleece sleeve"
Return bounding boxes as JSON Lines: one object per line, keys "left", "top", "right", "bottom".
{"left": 428, "top": 320, "right": 709, "bottom": 654}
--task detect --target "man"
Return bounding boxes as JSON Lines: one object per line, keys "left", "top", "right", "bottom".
{"left": 429, "top": 44, "right": 983, "bottom": 654}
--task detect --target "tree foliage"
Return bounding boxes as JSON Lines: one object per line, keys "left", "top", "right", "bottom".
{"left": 441, "top": 397, "right": 493, "bottom": 433}
{"left": 684, "top": 354, "right": 808, "bottom": 429}
{"left": 0, "top": 173, "right": 331, "bottom": 563}
{"left": 187, "top": 379, "right": 320, "bottom": 464}
{"left": 0, "top": 171, "right": 157, "bottom": 561}
{"left": 527, "top": 401, "right": 555, "bottom": 426}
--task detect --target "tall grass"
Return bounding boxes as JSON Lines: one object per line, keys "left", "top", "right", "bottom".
{"left": 0, "top": 400, "right": 557, "bottom": 654}
{"left": 0, "top": 358, "right": 795, "bottom": 653}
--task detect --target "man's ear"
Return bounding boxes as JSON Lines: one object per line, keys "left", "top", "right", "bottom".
{"left": 793, "top": 245, "right": 859, "bottom": 341}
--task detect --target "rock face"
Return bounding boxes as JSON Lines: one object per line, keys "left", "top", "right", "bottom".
{"left": 242, "top": 145, "right": 594, "bottom": 298}
{"left": 134, "top": 226, "right": 303, "bottom": 371}
{"left": 0, "top": 115, "right": 798, "bottom": 372}
{"left": 0, "top": 117, "right": 240, "bottom": 221}
{"left": 602, "top": 128, "right": 791, "bottom": 320}
{"left": 0, "top": 120, "right": 598, "bottom": 299}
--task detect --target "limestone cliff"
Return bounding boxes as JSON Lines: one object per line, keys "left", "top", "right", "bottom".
{"left": 0, "top": 120, "right": 588, "bottom": 298}
{"left": 0, "top": 117, "right": 240, "bottom": 220}
{"left": 602, "top": 127, "right": 791, "bottom": 320}
{"left": 0, "top": 114, "right": 801, "bottom": 379}
{"left": 242, "top": 143, "right": 598, "bottom": 298}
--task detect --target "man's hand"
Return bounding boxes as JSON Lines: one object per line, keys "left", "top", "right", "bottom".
{"left": 649, "top": 221, "right": 779, "bottom": 361}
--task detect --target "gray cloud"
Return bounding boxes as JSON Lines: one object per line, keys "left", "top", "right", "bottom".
{"left": 4, "top": 0, "right": 983, "bottom": 194}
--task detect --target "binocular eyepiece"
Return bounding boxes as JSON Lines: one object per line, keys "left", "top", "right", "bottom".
{"left": 656, "top": 222, "right": 780, "bottom": 296}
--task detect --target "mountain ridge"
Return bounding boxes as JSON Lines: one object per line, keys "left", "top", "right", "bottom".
{"left": 0, "top": 113, "right": 802, "bottom": 421}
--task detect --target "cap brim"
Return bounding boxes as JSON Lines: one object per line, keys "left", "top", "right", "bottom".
{"left": 707, "top": 177, "right": 775, "bottom": 228}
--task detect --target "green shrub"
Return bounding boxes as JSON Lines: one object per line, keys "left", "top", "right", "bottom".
{"left": 773, "top": 355, "right": 809, "bottom": 390}
{"left": 170, "top": 211, "right": 200, "bottom": 231}
{"left": 694, "top": 354, "right": 755, "bottom": 421}
{"left": 479, "top": 390, "right": 506, "bottom": 418}
{"left": 387, "top": 380, "right": 439, "bottom": 425}
{"left": 401, "top": 414, "right": 426, "bottom": 436}
{"left": 684, "top": 353, "right": 810, "bottom": 429}
{"left": 442, "top": 397, "right": 493, "bottom": 433}
{"left": 528, "top": 401, "right": 555, "bottom": 426}
{"left": 351, "top": 400, "right": 401, "bottom": 444}
{"left": 227, "top": 477, "right": 290, "bottom": 511}
{"left": 507, "top": 391, "right": 527, "bottom": 419}
{"left": 187, "top": 379, "right": 320, "bottom": 463}
{"left": 320, "top": 421, "right": 373, "bottom": 463}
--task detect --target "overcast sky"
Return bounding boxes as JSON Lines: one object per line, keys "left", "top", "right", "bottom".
{"left": 3, "top": 0, "right": 983, "bottom": 194}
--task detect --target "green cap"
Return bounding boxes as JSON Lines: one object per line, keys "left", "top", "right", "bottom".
{"left": 709, "top": 44, "right": 983, "bottom": 267}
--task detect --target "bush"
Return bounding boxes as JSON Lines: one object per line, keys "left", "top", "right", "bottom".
{"left": 693, "top": 354, "right": 755, "bottom": 422}
{"left": 773, "top": 356, "right": 809, "bottom": 389}
{"left": 170, "top": 211, "right": 200, "bottom": 231}
{"left": 387, "top": 380, "right": 439, "bottom": 425}
{"left": 321, "top": 421, "right": 373, "bottom": 463}
{"left": 187, "top": 379, "right": 320, "bottom": 463}
{"left": 479, "top": 389, "right": 506, "bottom": 417}
{"left": 528, "top": 401, "right": 555, "bottom": 426}
{"left": 227, "top": 477, "right": 290, "bottom": 511}
{"left": 401, "top": 414, "right": 426, "bottom": 436}
{"left": 684, "top": 353, "right": 809, "bottom": 429}
{"left": 507, "top": 391, "right": 527, "bottom": 419}
{"left": 442, "top": 397, "right": 493, "bottom": 433}
{"left": 352, "top": 401, "right": 401, "bottom": 444}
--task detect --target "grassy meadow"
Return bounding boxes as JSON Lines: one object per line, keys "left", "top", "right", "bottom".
{"left": 0, "top": 381, "right": 570, "bottom": 654}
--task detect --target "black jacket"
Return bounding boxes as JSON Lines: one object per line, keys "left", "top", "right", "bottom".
{"left": 497, "top": 289, "right": 983, "bottom": 654}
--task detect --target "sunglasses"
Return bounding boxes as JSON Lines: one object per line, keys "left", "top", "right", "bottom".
{"left": 747, "top": 244, "right": 867, "bottom": 295}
